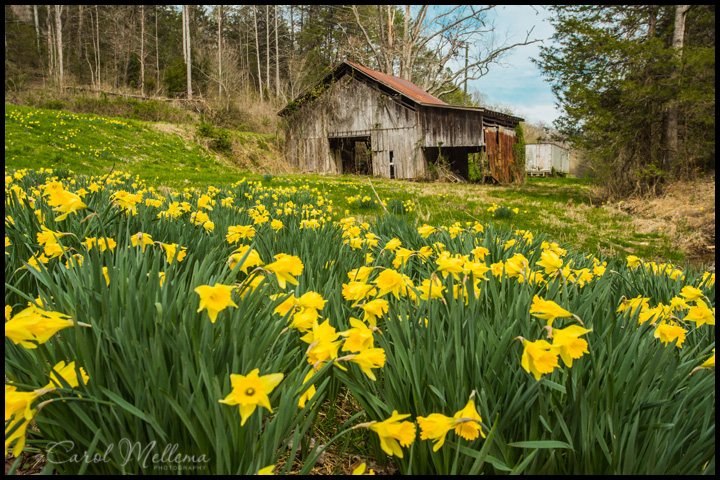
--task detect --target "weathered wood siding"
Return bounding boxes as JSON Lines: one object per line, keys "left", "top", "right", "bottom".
{"left": 284, "top": 73, "right": 426, "bottom": 179}
{"left": 419, "top": 107, "right": 484, "bottom": 148}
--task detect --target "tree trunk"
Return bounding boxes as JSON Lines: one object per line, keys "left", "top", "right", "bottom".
{"left": 46, "top": 5, "right": 54, "bottom": 80}
{"left": 123, "top": 6, "right": 135, "bottom": 88}
{"left": 275, "top": 5, "right": 280, "bottom": 99}
{"left": 77, "top": 5, "right": 84, "bottom": 64}
{"left": 140, "top": 5, "right": 145, "bottom": 96}
{"left": 182, "top": 5, "right": 187, "bottom": 63}
{"left": 155, "top": 6, "right": 160, "bottom": 92}
{"left": 113, "top": 6, "right": 118, "bottom": 88}
{"left": 265, "top": 5, "right": 270, "bottom": 98}
{"left": 663, "top": 5, "right": 691, "bottom": 174}
{"left": 33, "top": 5, "right": 41, "bottom": 54}
{"left": 95, "top": 6, "right": 100, "bottom": 90}
{"left": 254, "top": 7, "right": 262, "bottom": 95}
{"left": 184, "top": 5, "right": 192, "bottom": 99}
{"left": 54, "top": 5, "right": 64, "bottom": 90}
{"left": 218, "top": 5, "right": 222, "bottom": 101}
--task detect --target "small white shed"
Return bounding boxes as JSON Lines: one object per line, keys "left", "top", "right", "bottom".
{"left": 525, "top": 142, "right": 570, "bottom": 176}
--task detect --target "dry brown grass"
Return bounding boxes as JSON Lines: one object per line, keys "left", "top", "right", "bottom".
{"left": 274, "top": 388, "right": 395, "bottom": 475}
{"left": 602, "top": 175, "right": 715, "bottom": 263}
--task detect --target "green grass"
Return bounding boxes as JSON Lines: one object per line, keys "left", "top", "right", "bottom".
{"left": 4, "top": 103, "right": 690, "bottom": 267}
{"left": 5, "top": 104, "right": 254, "bottom": 188}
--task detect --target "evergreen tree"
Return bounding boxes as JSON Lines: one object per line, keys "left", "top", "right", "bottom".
{"left": 535, "top": 5, "right": 715, "bottom": 197}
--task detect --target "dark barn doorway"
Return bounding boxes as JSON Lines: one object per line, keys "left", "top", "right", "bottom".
{"left": 422, "top": 146, "right": 483, "bottom": 181}
{"left": 329, "top": 136, "right": 373, "bottom": 175}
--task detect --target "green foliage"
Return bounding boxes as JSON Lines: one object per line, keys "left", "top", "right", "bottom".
{"left": 535, "top": 5, "right": 715, "bottom": 197}
{"left": 491, "top": 205, "right": 515, "bottom": 219}
{"left": 163, "top": 57, "right": 190, "bottom": 97}
{"left": 197, "top": 122, "right": 233, "bottom": 152}
{"left": 513, "top": 123, "right": 526, "bottom": 170}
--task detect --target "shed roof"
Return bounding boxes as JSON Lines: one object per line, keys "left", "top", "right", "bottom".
{"left": 343, "top": 61, "right": 448, "bottom": 106}
{"left": 278, "top": 60, "right": 523, "bottom": 124}
{"left": 526, "top": 142, "right": 569, "bottom": 151}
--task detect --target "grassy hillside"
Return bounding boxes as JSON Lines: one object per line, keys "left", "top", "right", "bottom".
{"left": 4, "top": 104, "right": 278, "bottom": 188}
{"left": 5, "top": 103, "right": 714, "bottom": 266}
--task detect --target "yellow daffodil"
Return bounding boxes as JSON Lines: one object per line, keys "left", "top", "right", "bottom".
{"left": 298, "top": 370, "right": 317, "bottom": 409}
{"left": 218, "top": 369, "right": 284, "bottom": 426}
{"left": 130, "top": 232, "right": 154, "bottom": 252}
{"left": 453, "top": 398, "right": 484, "bottom": 441}
{"left": 417, "top": 224, "right": 437, "bottom": 238}
{"left": 43, "top": 360, "right": 90, "bottom": 390}
{"left": 530, "top": 295, "right": 574, "bottom": 327}
{"left": 300, "top": 319, "right": 342, "bottom": 367}
{"left": 699, "top": 348, "right": 715, "bottom": 368}
{"left": 5, "top": 385, "right": 41, "bottom": 456}
{"left": 361, "top": 299, "right": 388, "bottom": 326}
{"left": 226, "top": 225, "right": 256, "bottom": 244}
{"left": 679, "top": 285, "right": 704, "bottom": 302}
{"left": 550, "top": 325, "right": 592, "bottom": 367}
{"left": 384, "top": 238, "right": 401, "bottom": 251}
{"left": 228, "top": 245, "right": 263, "bottom": 273}
{"left": 264, "top": 254, "right": 304, "bottom": 289}
{"left": 194, "top": 283, "right": 238, "bottom": 323}
{"left": 653, "top": 322, "right": 687, "bottom": 348}
{"left": 373, "top": 269, "right": 407, "bottom": 299}
{"left": 160, "top": 243, "right": 187, "bottom": 264}
{"left": 343, "top": 347, "right": 386, "bottom": 381}
{"left": 340, "top": 318, "right": 375, "bottom": 352}
{"left": 684, "top": 299, "right": 714, "bottom": 327}
{"left": 5, "top": 306, "right": 86, "bottom": 349}
{"left": 367, "top": 411, "right": 416, "bottom": 458}
{"left": 617, "top": 296, "right": 650, "bottom": 316}
{"left": 537, "top": 250, "right": 563, "bottom": 275}
{"left": 518, "top": 337, "right": 560, "bottom": 381}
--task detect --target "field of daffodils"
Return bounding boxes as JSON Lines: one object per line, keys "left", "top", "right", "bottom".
{"left": 5, "top": 168, "right": 714, "bottom": 474}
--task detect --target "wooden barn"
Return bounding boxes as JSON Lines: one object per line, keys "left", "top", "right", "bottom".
{"left": 278, "top": 61, "right": 524, "bottom": 182}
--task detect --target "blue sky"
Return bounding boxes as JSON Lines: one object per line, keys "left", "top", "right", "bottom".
{"left": 466, "top": 5, "right": 560, "bottom": 126}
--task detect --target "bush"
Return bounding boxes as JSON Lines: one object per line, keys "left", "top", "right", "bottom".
{"left": 197, "top": 122, "right": 232, "bottom": 152}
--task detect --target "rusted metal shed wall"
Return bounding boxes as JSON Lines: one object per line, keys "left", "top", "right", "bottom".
{"left": 485, "top": 126, "right": 521, "bottom": 183}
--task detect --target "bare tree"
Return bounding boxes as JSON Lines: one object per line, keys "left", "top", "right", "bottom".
{"left": 275, "top": 5, "right": 280, "bottom": 99}
{"left": 663, "top": 5, "right": 692, "bottom": 173}
{"left": 33, "top": 5, "right": 41, "bottom": 54}
{"left": 155, "top": 6, "right": 160, "bottom": 92}
{"left": 140, "top": 5, "right": 145, "bottom": 96}
{"left": 253, "top": 6, "right": 262, "bottom": 95}
{"left": 54, "top": 5, "right": 64, "bottom": 90}
{"left": 351, "top": 5, "right": 539, "bottom": 97}
{"left": 218, "top": 4, "right": 223, "bottom": 101}
{"left": 183, "top": 5, "right": 192, "bottom": 99}
{"left": 95, "top": 5, "right": 100, "bottom": 90}
{"left": 265, "top": 5, "right": 270, "bottom": 97}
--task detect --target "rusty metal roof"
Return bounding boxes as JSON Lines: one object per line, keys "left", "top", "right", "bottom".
{"left": 344, "top": 61, "right": 448, "bottom": 106}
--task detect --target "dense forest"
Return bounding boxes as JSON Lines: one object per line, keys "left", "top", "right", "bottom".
{"left": 4, "top": 5, "right": 715, "bottom": 196}
{"left": 4, "top": 5, "right": 537, "bottom": 107}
